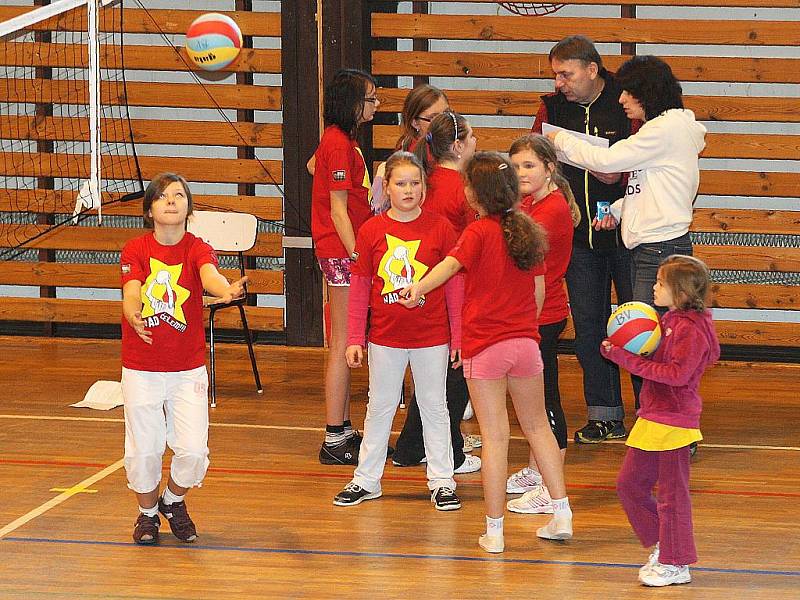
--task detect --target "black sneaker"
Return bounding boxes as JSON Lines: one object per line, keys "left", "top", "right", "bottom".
{"left": 133, "top": 513, "right": 160, "bottom": 545}
{"left": 319, "top": 436, "right": 360, "bottom": 465}
{"left": 574, "top": 420, "right": 627, "bottom": 444}
{"left": 431, "top": 486, "right": 461, "bottom": 511}
{"left": 350, "top": 430, "right": 394, "bottom": 457}
{"left": 158, "top": 497, "right": 197, "bottom": 542}
{"left": 333, "top": 482, "right": 382, "bottom": 506}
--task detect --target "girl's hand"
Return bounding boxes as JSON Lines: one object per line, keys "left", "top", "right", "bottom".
{"left": 397, "top": 283, "right": 423, "bottom": 308}
{"left": 345, "top": 345, "right": 364, "bottom": 368}
{"left": 129, "top": 311, "right": 153, "bottom": 345}
{"left": 600, "top": 339, "right": 614, "bottom": 353}
{"left": 593, "top": 214, "right": 619, "bottom": 231}
{"left": 209, "top": 276, "right": 249, "bottom": 305}
{"left": 450, "top": 348, "right": 462, "bottom": 369}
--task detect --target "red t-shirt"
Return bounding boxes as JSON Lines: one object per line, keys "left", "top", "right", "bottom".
{"left": 424, "top": 165, "right": 472, "bottom": 236}
{"left": 449, "top": 216, "right": 545, "bottom": 358}
{"left": 121, "top": 232, "right": 217, "bottom": 372}
{"left": 311, "top": 125, "right": 373, "bottom": 258}
{"left": 352, "top": 209, "right": 457, "bottom": 348}
{"left": 521, "top": 190, "right": 574, "bottom": 324}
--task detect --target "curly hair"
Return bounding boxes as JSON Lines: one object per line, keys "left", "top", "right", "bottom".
{"left": 616, "top": 55, "right": 683, "bottom": 121}
{"left": 396, "top": 84, "right": 449, "bottom": 151}
{"left": 659, "top": 255, "right": 710, "bottom": 312}
{"left": 323, "top": 68, "right": 378, "bottom": 138}
{"left": 413, "top": 111, "right": 470, "bottom": 175}
{"left": 463, "top": 152, "right": 548, "bottom": 271}
{"left": 142, "top": 173, "right": 192, "bottom": 228}
{"left": 508, "top": 134, "right": 581, "bottom": 228}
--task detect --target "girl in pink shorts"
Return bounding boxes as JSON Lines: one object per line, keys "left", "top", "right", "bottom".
{"left": 401, "top": 151, "right": 572, "bottom": 553}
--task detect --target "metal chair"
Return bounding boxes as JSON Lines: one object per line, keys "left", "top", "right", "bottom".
{"left": 187, "top": 210, "right": 263, "bottom": 407}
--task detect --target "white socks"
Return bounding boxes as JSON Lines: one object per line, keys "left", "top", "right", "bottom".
{"left": 552, "top": 496, "right": 571, "bottom": 516}
{"left": 139, "top": 504, "right": 158, "bottom": 517}
{"left": 162, "top": 488, "right": 185, "bottom": 506}
{"left": 486, "top": 515, "right": 504, "bottom": 538}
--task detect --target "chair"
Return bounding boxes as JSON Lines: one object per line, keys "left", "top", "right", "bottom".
{"left": 187, "top": 210, "right": 263, "bottom": 407}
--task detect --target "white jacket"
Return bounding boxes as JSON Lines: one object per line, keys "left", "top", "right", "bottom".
{"left": 554, "top": 109, "right": 707, "bottom": 249}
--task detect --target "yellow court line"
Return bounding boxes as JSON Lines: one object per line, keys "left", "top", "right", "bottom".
{"left": 49, "top": 488, "right": 98, "bottom": 494}
{"left": 0, "top": 458, "right": 124, "bottom": 539}
{"left": 1, "top": 414, "right": 799, "bottom": 452}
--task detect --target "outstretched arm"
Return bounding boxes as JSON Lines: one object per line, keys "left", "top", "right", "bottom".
{"left": 398, "top": 256, "right": 462, "bottom": 307}
{"left": 122, "top": 280, "right": 152, "bottom": 344}
{"left": 200, "top": 263, "right": 248, "bottom": 304}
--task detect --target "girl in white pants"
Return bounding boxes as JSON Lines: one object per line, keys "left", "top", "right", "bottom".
{"left": 332, "top": 151, "right": 464, "bottom": 511}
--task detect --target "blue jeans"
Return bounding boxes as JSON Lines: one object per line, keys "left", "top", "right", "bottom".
{"left": 629, "top": 233, "right": 693, "bottom": 403}
{"left": 630, "top": 233, "right": 693, "bottom": 310}
{"left": 565, "top": 244, "right": 633, "bottom": 422}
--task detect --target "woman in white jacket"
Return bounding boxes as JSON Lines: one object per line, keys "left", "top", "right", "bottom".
{"left": 547, "top": 55, "right": 707, "bottom": 309}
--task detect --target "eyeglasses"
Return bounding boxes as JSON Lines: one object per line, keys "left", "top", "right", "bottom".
{"left": 416, "top": 110, "right": 447, "bottom": 123}
{"left": 364, "top": 96, "right": 380, "bottom": 104}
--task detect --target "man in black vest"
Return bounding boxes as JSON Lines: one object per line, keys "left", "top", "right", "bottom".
{"left": 532, "top": 35, "right": 634, "bottom": 444}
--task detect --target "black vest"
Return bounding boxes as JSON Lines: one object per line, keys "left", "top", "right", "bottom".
{"left": 542, "top": 70, "right": 632, "bottom": 250}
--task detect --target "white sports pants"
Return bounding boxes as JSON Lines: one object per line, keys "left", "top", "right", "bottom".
{"left": 353, "top": 343, "right": 455, "bottom": 493}
{"left": 122, "top": 366, "right": 210, "bottom": 493}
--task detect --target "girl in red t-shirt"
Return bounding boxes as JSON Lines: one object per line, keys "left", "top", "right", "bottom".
{"left": 121, "top": 173, "right": 247, "bottom": 546}
{"left": 332, "top": 151, "right": 464, "bottom": 511}
{"left": 400, "top": 152, "right": 572, "bottom": 553}
{"left": 393, "top": 111, "right": 481, "bottom": 473}
{"left": 312, "top": 69, "right": 379, "bottom": 466}
{"left": 372, "top": 85, "right": 450, "bottom": 214}
{"left": 505, "top": 134, "right": 581, "bottom": 514}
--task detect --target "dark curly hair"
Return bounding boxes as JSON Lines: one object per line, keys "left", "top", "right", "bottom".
{"left": 323, "top": 68, "right": 377, "bottom": 138}
{"left": 463, "top": 152, "right": 547, "bottom": 271}
{"left": 616, "top": 55, "right": 683, "bottom": 121}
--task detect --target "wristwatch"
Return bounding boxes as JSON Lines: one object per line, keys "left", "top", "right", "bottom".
{"left": 350, "top": 251, "right": 359, "bottom": 261}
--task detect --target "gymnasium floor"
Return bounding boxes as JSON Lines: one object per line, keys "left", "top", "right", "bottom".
{"left": 0, "top": 335, "right": 798, "bottom": 599}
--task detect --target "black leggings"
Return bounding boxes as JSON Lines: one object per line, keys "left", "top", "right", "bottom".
{"left": 539, "top": 319, "right": 568, "bottom": 450}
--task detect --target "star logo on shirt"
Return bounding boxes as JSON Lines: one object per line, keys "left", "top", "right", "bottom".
{"left": 140, "top": 258, "right": 191, "bottom": 324}
{"left": 378, "top": 234, "right": 428, "bottom": 295}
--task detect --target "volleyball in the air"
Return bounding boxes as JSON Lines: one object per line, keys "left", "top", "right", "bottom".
{"left": 185, "top": 13, "right": 243, "bottom": 72}
{"left": 607, "top": 301, "right": 662, "bottom": 356}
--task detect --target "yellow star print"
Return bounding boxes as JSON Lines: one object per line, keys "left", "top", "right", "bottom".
{"left": 140, "top": 257, "right": 191, "bottom": 324}
{"left": 377, "top": 234, "right": 429, "bottom": 295}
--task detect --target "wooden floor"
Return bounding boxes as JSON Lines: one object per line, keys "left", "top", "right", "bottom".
{"left": 0, "top": 335, "right": 798, "bottom": 599}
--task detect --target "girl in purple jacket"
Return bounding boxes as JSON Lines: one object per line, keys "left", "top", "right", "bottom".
{"left": 601, "top": 255, "right": 720, "bottom": 588}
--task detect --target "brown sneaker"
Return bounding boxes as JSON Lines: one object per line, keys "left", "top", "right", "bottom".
{"left": 133, "top": 513, "right": 160, "bottom": 545}
{"left": 158, "top": 497, "right": 197, "bottom": 542}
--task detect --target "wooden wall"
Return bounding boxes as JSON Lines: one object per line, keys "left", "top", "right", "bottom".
{"left": 0, "top": 5, "right": 286, "bottom": 336}
{"left": 370, "top": 0, "right": 800, "bottom": 351}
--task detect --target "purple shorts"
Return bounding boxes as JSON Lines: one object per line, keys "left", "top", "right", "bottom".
{"left": 462, "top": 337, "right": 544, "bottom": 380}
{"left": 318, "top": 257, "right": 352, "bottom": 287}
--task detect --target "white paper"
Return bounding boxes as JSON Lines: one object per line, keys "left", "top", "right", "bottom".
{"left": 71, "top": 380, "right": 124, "bottom": 410}
{"left": 542, "top": 123, "right": 609, "bottom": 169}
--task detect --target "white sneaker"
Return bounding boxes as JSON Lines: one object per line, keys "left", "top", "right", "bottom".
{"left": 639, "top": 562, "right": 691, "bottom": 587}
{"left": 454, "top": 454, "right": 481, "bottom": 474}
{"left": 639, "top": 543, "right": 660, "bottom": 577}
{"left": 536, "top": 513, "right": 573, "bottom": 540}
{"left": 506, "top": 467, "right": 543, "bottom": 493}
{"left": 506, "top": 485, "right": 553, "bottom": 514}
{"left": 462, "top": 400, "right": 474, "bottom": 421}
{"left": 463, "top": 433, "right": 482, "bottom": 453}
{"left": 478, "top": 533, "right": 504, "bottom": 553}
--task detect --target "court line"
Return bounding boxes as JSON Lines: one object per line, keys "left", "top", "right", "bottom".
{"left": 2, "top": 458, "right": 798, "bottom": 499}
{"left": 1, "top": 414, "right": 799, "bottom": 452}
{"left": 3, "top": 536, "right": 799, "bottom": 578}
{"left": 0, "top": 458, "right": 124, "bottom": 539}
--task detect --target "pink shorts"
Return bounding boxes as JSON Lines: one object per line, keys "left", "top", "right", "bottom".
{"left": 318, "top": 257, "right": 352, "bottom": 287}
{"left": 462, "top": 337, "right": 544, "bottom": 380}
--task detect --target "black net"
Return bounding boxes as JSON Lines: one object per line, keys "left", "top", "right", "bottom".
{"left": 498, "top": 2, "right": 566, "bottom": 16}
{"left": 0, "top": 2, "right": 143, "bottom": 261}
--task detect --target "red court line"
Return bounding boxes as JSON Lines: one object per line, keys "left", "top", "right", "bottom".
{"left": 4, "top": 457, "right": 799, "bottom": 499}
